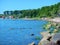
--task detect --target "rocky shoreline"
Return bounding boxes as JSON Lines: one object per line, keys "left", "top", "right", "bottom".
{"left": 29, "top": 17, "right": 60, "bottom": 45}
{"left": 38, "top": 18, "right": 60, "bottom": 45}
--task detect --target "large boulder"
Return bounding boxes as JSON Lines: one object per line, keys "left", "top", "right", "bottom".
{"left": 51, "top": 33, "right": 60, "bottom": 43}
{"left": 44, "top": 41, "right": 57, "bottom": 45}
{"left": 43, "top": 33, "right": 60, "bottom": 45}
{"left": 38, "top": 31, "right": 51, "bottom": 45}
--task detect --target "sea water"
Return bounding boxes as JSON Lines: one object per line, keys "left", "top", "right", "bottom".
{"left": 0, "top": 19, "right": 47, "bottom": 45}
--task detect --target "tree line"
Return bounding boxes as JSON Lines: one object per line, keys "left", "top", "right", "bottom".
{"left": 3, "top": 2, "right": 60, "bottom": 18}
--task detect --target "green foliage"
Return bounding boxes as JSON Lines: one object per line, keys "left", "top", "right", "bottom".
{"left": 3, "top": 2, "right": 60, "bottom": 18}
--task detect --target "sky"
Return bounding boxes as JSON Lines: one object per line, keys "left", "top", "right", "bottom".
{"left": 0, "top": 0, "right": 60, "bottom": 14}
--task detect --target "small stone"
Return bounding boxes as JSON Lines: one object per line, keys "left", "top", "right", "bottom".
{"left": 28, "top": 42, "right": 35, "bottom": 45}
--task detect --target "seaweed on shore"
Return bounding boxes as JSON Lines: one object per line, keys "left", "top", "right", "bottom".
{"left": 43, "top": 21, "right": 60, "bottom": 34}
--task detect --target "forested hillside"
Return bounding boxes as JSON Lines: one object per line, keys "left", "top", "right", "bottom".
{"left": 3, "top": 2, "right": 60, "bottom": 18}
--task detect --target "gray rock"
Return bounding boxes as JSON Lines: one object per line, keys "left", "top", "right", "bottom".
{"left": 45, "top": 41, "right": 57, "bottom": 45}
{"left": 51, "top": 33, "right": 60, "bottom": 43}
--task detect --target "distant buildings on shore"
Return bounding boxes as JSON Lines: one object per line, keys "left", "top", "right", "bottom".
{"left": 0, "top": 16, "right": 14, "bottom": 19}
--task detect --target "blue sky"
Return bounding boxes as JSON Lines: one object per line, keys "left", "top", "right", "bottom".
{"left": 0, "top": 0, "right": 60, "bottom": 14}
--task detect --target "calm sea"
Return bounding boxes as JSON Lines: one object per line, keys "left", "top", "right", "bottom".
{"left": 0, "top": 19, "right": 47, "bottom": 45}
